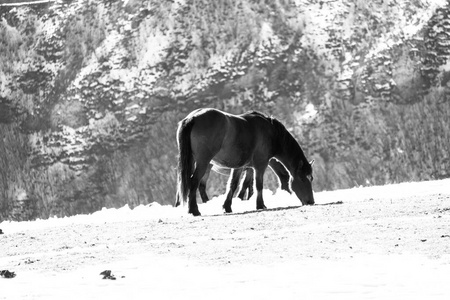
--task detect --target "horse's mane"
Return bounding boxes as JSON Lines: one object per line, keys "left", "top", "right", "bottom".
{"left": 244, "top": 111, "right": 302, "bottom": 153}
{"left": 270, "top": 118, "right": 293, "bottom": 146}
{"left": 245, "top": 111, "right": 291, "bottom": 146}
{"left": 245, "top": 110, "right": 271, "bottom": 119}
{"left": 245, "top": 110, "right": 284, "bottom": 135}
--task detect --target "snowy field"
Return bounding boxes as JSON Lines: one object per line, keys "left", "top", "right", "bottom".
{"left": 1, "top": 179, "right": 450, "bottom": 299}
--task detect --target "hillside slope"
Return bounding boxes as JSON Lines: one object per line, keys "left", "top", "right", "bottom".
{"left": 0, "top": 0, "right": 449, "bottom": 220}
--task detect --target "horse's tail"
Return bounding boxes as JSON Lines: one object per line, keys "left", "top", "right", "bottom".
{"left": 176, "top": 117, "right": 195, "bottom": 206}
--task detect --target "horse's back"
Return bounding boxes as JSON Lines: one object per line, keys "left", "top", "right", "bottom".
{"left": 183, "top": 109, "right": 229, "bottom": 160}
{"left": 181, "top": 108, "right": 277, "bottom": 168}
{"left": 183, "top": 109, "right": 253, "bottom": 167}
{"left": 184, "top": 108, "right": 217, "bottom": 120}
{"left": 187, "top": 108, "right": 229, "bottom": 132}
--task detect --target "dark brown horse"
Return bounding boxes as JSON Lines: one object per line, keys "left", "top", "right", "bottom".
{"left": 197, "top": 158, "right": 292, "bottom": 203}
{"left": 177, "top": 108, "right": 314, "bottom": 216}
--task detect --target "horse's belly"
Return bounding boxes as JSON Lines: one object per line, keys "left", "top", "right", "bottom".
{"left": 212, "top": 148, "right": 251, "bottom": 168}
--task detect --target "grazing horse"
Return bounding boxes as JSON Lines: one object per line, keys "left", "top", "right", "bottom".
{"left": 197, "top": 158, "right": 292, "bottom": 203}
{"left": 176, "top": 108, "right": 314, "bottom": 216}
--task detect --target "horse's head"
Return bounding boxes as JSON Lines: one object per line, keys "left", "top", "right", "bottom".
{"left": 291, "top": 159, "right": 315, "bottom": 205}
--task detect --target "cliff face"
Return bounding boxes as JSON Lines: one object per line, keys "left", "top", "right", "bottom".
{"left": 1, "top": 0, "right": 449, "bottom": 221}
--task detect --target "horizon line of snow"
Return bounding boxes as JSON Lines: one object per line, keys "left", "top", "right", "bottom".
{"left": 0, "top": 0, "right": 55, "bottom": 7}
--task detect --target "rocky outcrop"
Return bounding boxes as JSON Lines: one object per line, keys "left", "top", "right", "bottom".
{"left": 1, "top": 0, "right": 449, "bottom": 221}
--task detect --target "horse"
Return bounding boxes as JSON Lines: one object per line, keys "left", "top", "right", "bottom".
{"left": 176, "top": 108, "right": 314, "bottom": 216}
{"left": 197, "top": 158, "right": 292, "bottom": 203}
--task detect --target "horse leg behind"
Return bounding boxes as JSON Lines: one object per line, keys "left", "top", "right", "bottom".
{"left": 269, "top": 159, "right": 292, "bottom": 193}
{"left": 237, "top": 168, "right": 254, "bottom": 200}
{"left": 222, "top": 168, "right": 244, "bottom": 213}
{"left": 175, "top": 177, "right": 183, "bottom": 207}
{"left": 198, "top": 164, "right": 212, "bottom": 203}
{"left": 175, "top": 190, "right": 180, "bottom": 207}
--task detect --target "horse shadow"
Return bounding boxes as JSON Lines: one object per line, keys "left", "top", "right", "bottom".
{"left": 207, "top": 201, "right": 344, "bottom": 217}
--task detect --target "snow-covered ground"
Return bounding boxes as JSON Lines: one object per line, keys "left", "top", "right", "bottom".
{"left": 3, "top": 178, "right": 449, "bottom": 233}
{"left": 1, "top": 179, "right": 450, "bottom": 299}
{"left": 3, "top": 251, "right": 450, "bottom": 300}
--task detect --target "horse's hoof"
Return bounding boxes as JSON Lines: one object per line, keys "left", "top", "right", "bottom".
{"left": 256, "top": 205, "right": 267, "bottom": 210}
{"left": 189, "top": 210, "right": 201, "bottom": 216}
{"left": 223, "top": 206, "right": 232, "bottom": 213}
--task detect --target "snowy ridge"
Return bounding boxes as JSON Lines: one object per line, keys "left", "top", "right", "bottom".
{"left": 0, "top": 0, "right": 54, "bottom": 7}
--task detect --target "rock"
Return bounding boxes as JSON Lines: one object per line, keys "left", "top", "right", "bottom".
{"left": 0, "top": 270, "right": 16, "bottom": 279}
{"left": 100, "top": 270, "right": 116, "bottom": 280}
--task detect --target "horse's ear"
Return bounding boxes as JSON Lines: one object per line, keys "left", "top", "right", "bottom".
{"left": 309, "top": 159, "right": 315, "bottom": 166}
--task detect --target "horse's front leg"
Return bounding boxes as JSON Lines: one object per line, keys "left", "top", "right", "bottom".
{"left": 254, "top": 165, "right": 268, "bottom": 210}
{"left": 223, "top": 168, "right": 244, "bottom": 213}
{"left": 269, "top": 159, "right": 291, "bottom": 194}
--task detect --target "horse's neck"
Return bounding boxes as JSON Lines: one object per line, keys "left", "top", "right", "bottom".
{"left": 274, "top": 133, "right": 304, "bottom": 175}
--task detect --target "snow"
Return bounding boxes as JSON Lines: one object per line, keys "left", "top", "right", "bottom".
{"left": 365, "top": 0, "right": 447, "bottom": 59}
{"left": 4, "top": 178, "right": 448, "bottom": 234}
{"left": 0, "top": 0, "right": 54, "bottom": 7}
{"left": 1, "top": 179, "right": 450, "bottom": 299}
{"left": 299, "top": 103, "right": 318, "bottom": 121}
{"left": 4, "top": 252, "right": 450, "bottom": 300}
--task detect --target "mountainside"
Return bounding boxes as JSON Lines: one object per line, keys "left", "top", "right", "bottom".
{"left": 1, "top": 0, "right": 449, "bottom": 221}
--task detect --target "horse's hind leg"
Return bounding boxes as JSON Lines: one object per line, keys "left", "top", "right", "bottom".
{"left": 238, "top": 168, "right": 254, "bottom": 200}
{"left": 175, "top": 190, "right": 180, "bottom": 207}
{"left": 198, "top": 164, "right": 212, "bottom": 203}
{"left": 198, "top": 180, "right": 208, "bottom": 203}
{"left": 223, "top": 168, "right": 244, "bottom": 213}
{"left": 188, "top": 162, "right": 210, "bottom": 216}
{"left": 175, "top": 179, "right": 182, "bottom": 207}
